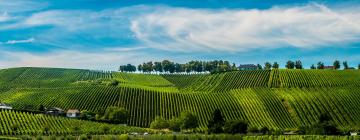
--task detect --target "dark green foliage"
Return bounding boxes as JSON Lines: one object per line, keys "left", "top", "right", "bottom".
{"left": 264, "top": 62, "right": 272, "bottom": 70}
{"left": 109, "top": 80, "right": 119, "bottom": 86}
{"left": 260, "top": 126, "right": 269, "bottom": 135}
{"left": 80, "top": 110, "right": 95, "bottom": 120}
{"left": 257, "top": 64, "right": 263, "bottom": 70}
{"left": 180, "top": 111, "right": 198, "bottom": 130}
{"left": 101, "top": 106, "right": 128, "bottom": 124}
{"left": 343, "top": 61, "right": 348, "bottom": 69}
{"left": 310, "top": 64, "right": 316, "bottom": 69}
{"left": 333, "top": 60, "right": 340, "bottom": 69}
{"left": 272, "top": 62, "right": 279, "bottom": 69}
{"left": 285, "top": 60, "right": 295, "bottom": 69}
{"left": 208, "top": 109, "right": 225, "bottom": 134}
{"left": 39, "top": 105, "right": 45, "bottom": 112}
{"left": 169, "top": 117, "right": 182, "bottom": 132}
{"left": 223, "top": 120, "right": 248, "bottom": 134}
{"left": 248, "top": 127, "right": 259, "bottom": 133}
{"left": 317, "top": 61, "right": 324, "bottom": 69}
{"left": 295, "top": 60, "right": 303, "bottom": 69}
{"left": 150, "top": 116, "right": 169, "bottom": 129}
{"left": 119, "top": 64, "right": 136, "bottom": 72}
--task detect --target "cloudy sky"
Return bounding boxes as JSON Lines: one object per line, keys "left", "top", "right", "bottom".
{"left": 0, "top": 0, "right": 359, "bottom": 70}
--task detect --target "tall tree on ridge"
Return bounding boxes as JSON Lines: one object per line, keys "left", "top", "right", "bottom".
{"left": 333, "top": 60, "right": 340, "bottom": 70}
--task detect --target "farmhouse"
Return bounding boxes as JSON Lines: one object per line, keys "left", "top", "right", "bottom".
{"left": 46, "top": 107, "right": 64, "bottom": 116}
{"left": 324, "top": 66, "right": 334, "bottom": 69}
{"left": 0, "top": 103, "right": 12, "bottom": 110}
{"left": 238, "top": 64, "right": 258, "bottom": 70}
{"left": 66, "top": 109, "right": 80, "bottom": 118}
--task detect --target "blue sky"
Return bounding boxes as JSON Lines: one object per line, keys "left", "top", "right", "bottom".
{"left": 0, "top": 0, "right": 359, "bottom": 70}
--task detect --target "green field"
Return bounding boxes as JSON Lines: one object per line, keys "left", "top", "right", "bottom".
{"left": 0, "top": 67, "right": 359, "bottom": 134}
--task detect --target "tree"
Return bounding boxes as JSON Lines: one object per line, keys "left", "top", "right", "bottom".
{"left": 333, "top": 60, "right": 340, "bottom": 70}
{"left": 80, "top": 110, "right": 95, "bottom": 120}
{"left": 285, "top": 60, "right": 295, "bottom": 69}
{"left": 223, "top": 120, "right": 248, "bottom": 134}
{"left": 264, "top": 62, "right": 272, "bottom": 70}
{"left": 154, "top": 62, "right": 163, "bottom": 72}
{"left": 318, "top": 113, "right": 339, "bottom": 135}
{"left": 208, "top": 109, "right": 225, "bottom": 134}
{"left": 257, "top": 64, "right": 263, "bottom": 70}
{"left": 343, "top": 61, "right": 348, "bottom": 69}
{"left": 169, "top": 117, "right": 182, "bottom": 132}
{"left": 137, "top": 64, "right": 143, "bottom": 72}
{"left": 150, "top": 116, "right": 169, "bottom": 129}
{"left": 310, "top": 64, "right": 316, "bottom": 69}
{"left": 260, "top": 126, "right": 269, "bottom": 135}
{"left": 317, "top": 62, "right": 324, "bottom": 69}
{"left": 180, "top": 111, "right": 198, "bottom": 130}
{"left": 39, "top": 105, "right": 45, "bottom": 112}
{"left": 272, "top": 62, "right": 279, "bottom": 69}
{"left": 231, "top": 63, "right": 238, "bottom": 71}
{"left": 295, "top": 60, "right": 303, "bottom": 69}
{"left": 358, "top": 64, "right": 360, "bottom": 70}
{"left": 101, "top": 107, "right": 128, "bottom": 124}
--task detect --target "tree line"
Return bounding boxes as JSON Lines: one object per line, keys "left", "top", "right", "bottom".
{"left": 119, "top": 60, "right": 360, "bottom": 73}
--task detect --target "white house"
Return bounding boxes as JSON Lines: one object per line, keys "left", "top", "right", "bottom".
{"left": 0, "top": 103, "right": 12, "bottom": 110}
{"left": 66, "top": 109, "right": 80, "bottom": 118}
{"left": 351, "top": 132, "right": 357, "bottom": 136}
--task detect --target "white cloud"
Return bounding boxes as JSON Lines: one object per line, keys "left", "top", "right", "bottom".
{"left": 0, "top": 11, "right": 11, "bottom": 22}
{"left": 5, "top": 38, "right": 35, "bottom": 44}
{"left": 0, "top": 50, "right": 147, "bottom": 70}
{"left": 131, "top": 4, "right": 360, "bottom": 52}
{"left": 0, "top": 0, "right": 48, "bottom": 13}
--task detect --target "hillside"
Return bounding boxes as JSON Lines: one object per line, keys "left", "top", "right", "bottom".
{"left": 0, "top": 67, "right": 359, "bottom": 131}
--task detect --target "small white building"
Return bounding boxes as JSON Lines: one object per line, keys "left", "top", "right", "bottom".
{"left": 0, "top": 103, "right": 12, "bottom": 110}
{"left": 350, "top": 132, "right": 357, "bottom": 136}
{"left": 66, "top": 109, "right": 80, "bottom": 118}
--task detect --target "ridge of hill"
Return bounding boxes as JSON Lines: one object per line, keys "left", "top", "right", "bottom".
{"left": 0, "top": 67, "right": 359, "bottom": 131}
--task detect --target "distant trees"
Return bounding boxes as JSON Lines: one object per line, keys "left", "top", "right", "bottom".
{"left": 333, "top": 60, "right": 340, "bottom": 70}
{"left": 272, "top": 62, "right": 279, "bottom": 69}
{"left": 295, "top": 60, "right": 303, "bottom": 69}
{"left": 119, "top": 64, "right": 136, "bottom": 72}
{"left": 285, "top": 61, "right": 295, "bottom": 69}
{"left": 299, "top": 113, "right": 339, "bottom": 135}
{"left": 310, "top": 64, "right": 316, "bottom": 69}
{"left": 150, "top": 117, "right": 169, "bottom": 129}
{"left": 223, "top": 120, "right": 248, "bottom": 134}
{"left": 264, "top": 62, "right": 272, "bottom": 70}
{"left": 317, "top": 62, "right": 325, "bottom": 69}
{"left": 358, "top": 64, "right": 360, "bottom": 70}
{"left": 150, "top": 111, "right": 198, "bottom": 131}
{"left": 208, "top": 109, "right": 249, "bottom": 134}
{"left": 343, "top": 61, "right": 348, "bottom": 69}
{"left": 136, "top": 60, "right": 234, "bottom": 73}
{"left": 120, "top": 60, "right": 356, "bottom": 72}
{"left": 101, "top": 107, "right": 128, "bottom": 124}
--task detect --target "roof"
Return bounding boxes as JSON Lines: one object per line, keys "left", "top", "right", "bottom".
{"left": 67, "top": 109, "right": 80, "bottom": 114}
{"left": 238, "top": 64, "right": 257, "bottom": 68}
{"left": 0, "top": 103, "right": 11, "bottom": 107}
{"left": 48, "top": 107, "right": 63, "bottom": 111}
{"left": 324, "top": 66, "right": 334, "bottom": 69}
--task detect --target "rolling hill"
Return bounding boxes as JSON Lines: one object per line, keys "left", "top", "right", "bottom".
{"left": 0, "top": 67, "right": 359, "bottom": 132}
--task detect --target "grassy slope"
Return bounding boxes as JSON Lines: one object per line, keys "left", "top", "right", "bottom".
{"left": 0, "top": 110, "right": 152, "bottom": 135}
{"left": 0, "top": 67, "right": 359, "bottom": 131}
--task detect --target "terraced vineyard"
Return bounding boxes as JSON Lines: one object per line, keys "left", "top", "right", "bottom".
{"left": 0, "top": 110, "right": 151, "bottom": 135}
{"left": 0, "top": 67, "right": 360, "bottom": 132}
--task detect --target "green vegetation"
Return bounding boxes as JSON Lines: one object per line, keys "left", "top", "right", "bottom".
{"left": 0, "top": 110, "right": 152, "bottom": 135}
{"left": 0, "top": 67, "right": 359, "bottom": 136}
